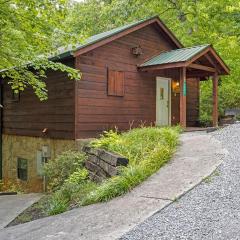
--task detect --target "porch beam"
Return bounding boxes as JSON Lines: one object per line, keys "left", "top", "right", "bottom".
{"left": 180, "top": 67, "right": 187, "bottom": 128}
{"left": 187, "top": 73, "right": 212, "bottom": 78}
{"left": 138, "top": 62, "right": 185, "bottom": 71}
{"left": 188, "top": 63, "right": 216, "bottom": 73}
{"left": 212, "top": 72, "right": 219, "bottom": 127}
{"left": 187, "top": 47, "right": 211, "bottom": 65}
{"left": 209, "top": 48, "right": 230, "bottom": 74}
{"left": 205, "top": 53, "right": 221, "bottom": 74}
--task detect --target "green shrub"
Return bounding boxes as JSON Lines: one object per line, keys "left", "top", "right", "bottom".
{"left": 46, "top": 180, "right": 97, "bottom": 215}
{"left": 91, "top": 126, "right": 179, "bottom": 164}
{"left": 0, "top": 180, "right": 24, "bottom": 193}
{"left": 199, "top": 79, "right": 240, "bottom": 124}
{"left": 65, "top": 168, "right": 89, "bottom": 185}
{"left": 47, "top": 192, "right": 68, "bottom": 215}
{"left": 81, "top": 126, "right": 180, "bottom": 205}
{"left": 0, "top": 181, "right": 3, "bottom": 191}
{"left": 236, "top": 114, "right": 240, "bottom": 121}
{"left": 44, "top": 151, "right": 87, "bottom": 192}
{"left": 45, "top": 126, "right": 180, "bottom": 215}
{"left": 91, "top": 129, "right": 120, "bottom": 149}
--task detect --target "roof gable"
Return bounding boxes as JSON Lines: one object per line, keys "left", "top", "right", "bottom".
{"left": 139, "top": 44, "right": 230, "bottom": 75}
{"left": 140, "top": 45, "right": 210, "bottom": 67}
{"left": 75, "top": 16, "right": 183, "bottom": 56}
{"left": 52, "top": 16, "right": 183, "bottom": 60}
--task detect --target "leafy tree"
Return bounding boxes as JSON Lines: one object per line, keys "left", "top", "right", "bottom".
{"left": 0, "top": 0, "right": 81, "bottom": 100}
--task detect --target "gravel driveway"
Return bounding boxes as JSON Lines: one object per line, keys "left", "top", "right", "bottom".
{"left": 121, "top": 124, "right": 240, "bottom": 240}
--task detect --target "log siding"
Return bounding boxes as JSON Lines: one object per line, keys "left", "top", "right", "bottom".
{"left": 2, "top": 25, "right": 200, "bottom": 139}
{"left": 2, "top": 59, "right": 75, "bottom": 139}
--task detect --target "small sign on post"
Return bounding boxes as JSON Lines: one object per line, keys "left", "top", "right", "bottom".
{"left": 183, "top": 80, "right": 187, "bottom": 96}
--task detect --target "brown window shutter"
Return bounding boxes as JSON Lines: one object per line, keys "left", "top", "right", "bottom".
{"left": 108, "top": 69, "right": 124, "bottom": 96}
{"left": 115, "top": 71, "right": 124, "bottom": 96}
{"left": 108, "top": 70, "right": 116, "bottom": 96}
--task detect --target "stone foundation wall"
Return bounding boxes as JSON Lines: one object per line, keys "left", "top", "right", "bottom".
{"left": 2, "top": 134, "right": 76, "bottom": 192}
{"left": 83, "top": 146, "right": 129, "bottom": 182}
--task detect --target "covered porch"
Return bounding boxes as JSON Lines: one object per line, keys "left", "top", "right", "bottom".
{"left": 138, "top": 44, "right": 230, "bottom": 128}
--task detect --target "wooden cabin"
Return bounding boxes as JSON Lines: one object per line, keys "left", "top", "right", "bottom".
{"left": 0, "top": 16, "right": 230, "bottom": 191}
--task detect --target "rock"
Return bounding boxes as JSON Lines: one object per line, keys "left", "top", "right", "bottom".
{"left": 99, "top": 160, "right": 118, "bottom": 177}
{"left": 98, "top": 150, "right": 128, "bottom": 167}
{"left": 85, "top": 160, "right": 109, "bottom": 178}
{"left": 83, "top": 146, "right": 129, "bottom": 182}
{"left": 88, "top": 172, "right": 105, "bottom": 183}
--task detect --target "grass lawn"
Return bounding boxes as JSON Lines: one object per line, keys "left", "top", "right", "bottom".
{"left": 9, "top": 126, "right": 180, "bottom": 226}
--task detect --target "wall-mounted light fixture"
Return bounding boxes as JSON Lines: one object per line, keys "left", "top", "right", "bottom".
{"left": 172, "top": 80, "right": 180, "bottom": 95}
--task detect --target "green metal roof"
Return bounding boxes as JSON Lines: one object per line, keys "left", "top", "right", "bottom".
{"left": 79, "top": 18, "right": 149, "bottom": 49}
{"left": 140, "top": 44, "right": 210, "bottom": 67}
{"left": 52, "top": 16, "right": 159, "bottom": 60}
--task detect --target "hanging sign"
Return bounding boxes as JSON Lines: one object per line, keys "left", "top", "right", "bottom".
{"left": 183, "top": 80, "right": 187, "bottom": 96}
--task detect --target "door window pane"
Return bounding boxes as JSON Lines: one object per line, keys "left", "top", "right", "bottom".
{"left": 160, "top": 88, "right": 164, "bottom": 100}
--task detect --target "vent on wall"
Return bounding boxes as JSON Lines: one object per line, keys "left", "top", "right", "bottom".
{"left": 131, "top": 45, "right": 143, "bottom": 56}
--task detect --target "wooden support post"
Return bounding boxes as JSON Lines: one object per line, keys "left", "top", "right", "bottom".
{"left": 212, "top": 72, "right": 219, "bottom": 127}
{"left": 180, "top": 67, "right": 187, "bottom": 128}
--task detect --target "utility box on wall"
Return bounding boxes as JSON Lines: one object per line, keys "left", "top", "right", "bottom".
{"left": 42, "top": 145, "right": 51, "bottom": 158}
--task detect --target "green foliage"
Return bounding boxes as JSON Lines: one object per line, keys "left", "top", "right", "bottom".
{"left": 199, "top": 81, "right": 213, "bottom": 125}
{"left": 200, "top": 80, "right": 240, "bottom": 124}
{"left": 2, "top": 0, "right": 239, "bottom": 109}
{"left": 47, "top": 181, "right": 97, "bottom": 215}
{"left": 219, "top": 81, "right": 240, "bottom": 112}
{"left": 44, "top": 150, "right": 87, "bottom": 192}
{"left": 44, "top": 127, "right": 179, "bottom": 215}
{"left": 65, "top": 168, "right": 89, "bottom": 185}
{"left": 0, "top": 0, "right": 81, "bottom": 100}
{"left": 44, "top": 150, "right": 98, "bottom": 215}
{"left": 47, "top": 192, "right": 69, "bottom": 215}
{"left": 236, "top": 115, "right": 240, "bottom": 121}
{"left": 0, "top": 180, "right": 24, "bottom": 193}
{"left": 81, "top": 126, "right": 180, "bottom": 205}
{"left": 91, "top": 126, "right": 180, "bottom": 165}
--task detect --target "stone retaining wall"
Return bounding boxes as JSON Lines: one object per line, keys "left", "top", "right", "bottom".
{"left": 83, "top": 146, "right": 129, "bottom": 182}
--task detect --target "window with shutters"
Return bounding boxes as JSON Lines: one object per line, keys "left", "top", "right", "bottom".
{"left": 107, "top": 69, "right": 124, "bottom": 96}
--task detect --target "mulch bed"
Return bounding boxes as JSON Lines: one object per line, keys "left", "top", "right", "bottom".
{"left": 6, "top": 196, "right": 49, "bottom": 227}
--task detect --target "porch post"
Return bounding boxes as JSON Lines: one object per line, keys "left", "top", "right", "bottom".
{"left": 212, "top": 72, "right": 219, "bottom": 127}
{"left": 180, "top": 67, "right": 187, "bottom": 128}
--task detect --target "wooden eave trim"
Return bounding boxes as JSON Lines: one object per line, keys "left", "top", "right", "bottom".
{"left": 187, "top": 72, "right": 215, "bottom": 77}
{"left": 188, "top": 63, "right": 216, "bottom": 73}
{"left": 187, "top": 47, "right": 212, "bottom": 65}
{"left": 186, "top": 46, "right": 230, "bottom": 75}
{"left": 208, "top": 48, "right": 230, "bottom": 75}
{"left": 74, "top": 17, "right": 183, "bottom": 57}
{"left": 204, "top": 53, "right": 221, "bottom": 74}
{"left": 138, "top": 62, "right": 186, "bottom": 71}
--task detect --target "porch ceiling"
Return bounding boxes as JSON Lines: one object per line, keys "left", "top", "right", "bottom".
{"left": 138, "top": 44, "right": 230, "bottom": 76}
